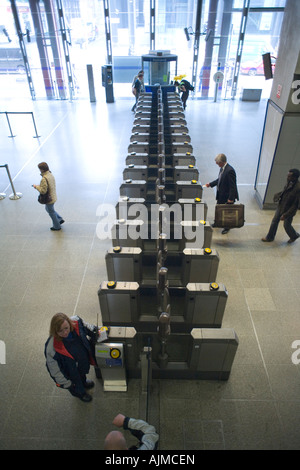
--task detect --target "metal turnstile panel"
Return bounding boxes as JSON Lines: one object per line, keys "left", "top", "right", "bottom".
{"left": 120, "top": 180, "right": 147, "bottom": 198}
{"left": 186, "top": 283, "right": 228, "bottom": 327}
{"left": 105, "top": 247, "right": 142, "bottom": 281}
{"left": 190, "top": 328, "right": 239, "bottom": 379}
{"left": 98, "top": 282, "right": 227, "bottom": 331}
{"left": 122, "top": 166, "right": 199, "bottom": 183}
{"left": 105, "top": 247, "right": 219, "bottom": 285}
{"left": 111, "top": 220, "right": 212, "bottom": 250}
{"left": 98, "top": 281, "right": 139, "bottom": 323}
{"left": 126, "top": 153, "right": 196, "bottom": 167}
{"left": 106, "top": 327, "right": 238, "bottom": 380}
{"left": 176, "top": 181, "right": 203, "bottom": 200}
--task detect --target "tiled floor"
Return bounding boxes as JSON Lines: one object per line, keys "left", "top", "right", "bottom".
{"left": 0, "top": 92, "right": 300, "bottom": 450}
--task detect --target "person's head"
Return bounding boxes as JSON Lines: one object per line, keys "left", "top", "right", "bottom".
{"left": 38, "top": 162, "right": 49, "bottom": 173}
{"left": 174, "top": 81, "right": 179, "bottom": 86}
{"left": 215, "top": 153, "right": 227, "bottom": 168}
{"left": 104, "top": 430, "right": 128, "bottom": 450}
{"left": 49, "top": 313, "right": 75, "bottom": 341}
{"left": 138, "top": 72, "right": 143, "bottom": 79}
{"left": 287, "top": 168, "right": 300, "bottom": 181}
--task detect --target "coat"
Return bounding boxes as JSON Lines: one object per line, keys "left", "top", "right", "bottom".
{"left": 44, "top": 316, "right": 98, "bottom": 389}
{"left": 274, "top": 180, "right": 300, "bottom": 219}
{"left": 36, "top": 170, "right": 57, "bottom": 204}
{"left": 209, "top": 163, "right": 239, "bottom": 204}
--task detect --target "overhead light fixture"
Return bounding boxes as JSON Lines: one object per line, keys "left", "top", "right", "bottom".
{"left": 183, "top": 27, "right": 213, "bottom": 42}
{"left": 184, "top": 27, "right": 192, "bottom": 41}
{"left": 205, "top": 29, "right": 213, "bottom": 42}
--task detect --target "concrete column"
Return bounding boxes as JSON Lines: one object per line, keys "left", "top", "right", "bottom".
{"left": 255, "top": 0, "right": 300, "bottom": 209}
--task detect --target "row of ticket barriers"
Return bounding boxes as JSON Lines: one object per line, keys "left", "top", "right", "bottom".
{"left": 95, "top": 86, "right": 239, "bottom": 391}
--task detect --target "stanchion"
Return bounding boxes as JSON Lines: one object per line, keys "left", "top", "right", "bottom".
{"left": 0, "top": 111, "right": 41, "bottom": 138}
{"left": 0, "top": 164, "right": 22, "bottom": 200}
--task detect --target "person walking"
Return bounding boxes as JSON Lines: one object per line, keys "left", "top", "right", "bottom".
{"left": 262, "top": 168, "right": 300, "bottom": 243}
{"left": 204, "top": 153, "right": 239, "bottom": 234}
{"left": 33, "top": 162, "right": 64, "bottom": 231}
{"left": 44, "top": 313, "right": 99, "bottom": 402}
{"left": 104, "top": 413, "right": 159, "bottom": 450}
{"left": 131, "top": 71, "right": 144, "bottom": 112}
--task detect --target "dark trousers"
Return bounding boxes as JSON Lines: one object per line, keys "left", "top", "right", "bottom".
{"left": 68, "top": 372, "right": 88, "bottom": 398}
{"left": 131, "top": 92, "right": 140, "bottom": 111}
{"left": 266, "top": 207, "right": 299, "bottom": 241}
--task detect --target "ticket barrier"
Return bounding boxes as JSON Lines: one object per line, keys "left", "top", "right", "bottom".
{"left": 123, "top": 165, "right": 199, "bottom": 183}
{"left": 115, "top": 197, "right": 208, "bottom": 221}
{"left": 105, "top": 247, "right": 220, "bottom": 286}
{"left": 126, "top": 152, "right": 196, "bottom": 167}
{"left": 119, "top": 180, "right": 202, "bottom": 201}
{"left": 130, "top": 132, "right": 191, "bottom": 143}
{"left": 104, "top": 326, "right": 238, "bottom": 380}
{"left": 136, "top": 103, "right": 183, "bottom": 113}
{"left": 135, "top": 109, "right": 185, "bottom": 119}
{"left": 132, "top": 123, "right": 189, "bottom": 134}
{"left": 111, "top": 219, "right": 213, "bottom": 250}
{"left": 128, "top": 141, "right": 193, "bottom": 154}
{"left": 95, "top": 341, "right": 127, "bottom": 391}
{"left": 98, "top": 281, "right": 228, "bottom": 332}
{"left": 134, "top": 116, "right": 187, "bottom": 127}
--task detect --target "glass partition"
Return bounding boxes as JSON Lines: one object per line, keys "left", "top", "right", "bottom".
{"left": 0, "top": 0, "right": 287, "bottom": 102}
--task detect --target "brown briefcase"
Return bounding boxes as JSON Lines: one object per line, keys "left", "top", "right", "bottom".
{"left": 214, "top": 204, "right": 245, "bottom": 228}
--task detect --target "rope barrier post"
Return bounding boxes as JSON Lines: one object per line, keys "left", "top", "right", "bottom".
{"left": 0, "top": 165, "right": 7, "bottom": 199}
{"left": 4, "top": 164, "right": 22, "bottom": 200}
{"left": 4, "top": 112, "right": 16, "bottom": 138}
{"left": 31, "top": 112, "right": 41, "bottom": 138}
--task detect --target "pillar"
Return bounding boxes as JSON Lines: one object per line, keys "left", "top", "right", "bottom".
{"left": 255, "top": 0, "right": 300, "bottom": 209}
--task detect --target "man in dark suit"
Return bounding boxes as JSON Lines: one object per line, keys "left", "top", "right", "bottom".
{"left": 262, "top": 168, "right": 300, "bottom": 243}
{"left": 204, "top": 153, "right": 239, "bottom": 234}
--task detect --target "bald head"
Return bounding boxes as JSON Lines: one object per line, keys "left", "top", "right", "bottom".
{"left": 104, "top": 430, "right": 128, "bottom": 450}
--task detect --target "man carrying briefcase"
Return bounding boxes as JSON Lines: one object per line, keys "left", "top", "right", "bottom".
{"left": 204, "top": 153, "right": 239, "bottom": 234}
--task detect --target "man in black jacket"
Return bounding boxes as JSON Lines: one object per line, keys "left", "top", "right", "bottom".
{"left": 174, "top": 79, "right": 194, "bottom": 110}
{"left": 262, "top": 168, "right": 300, "bottom": 243}
{"left": 204, "top": 153, "right": 239, "bottom": 234}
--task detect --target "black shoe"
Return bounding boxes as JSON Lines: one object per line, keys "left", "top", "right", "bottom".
{"left": 79, "top": 393, "right": 92, "bottom": 403}
{"left": 50, "top": 227, "right": 61, "bottom": 231}
{"left": 288, "top": 234, "right": 300, "bottom": 243}
{"left": 221, "top": 228, "right": 230, "bottom": 235}
{"left": 84, "top": 380, "right": 95, "bottom": 389}
{"left": 59, "top": 219, "right": 65, "bottom": 225}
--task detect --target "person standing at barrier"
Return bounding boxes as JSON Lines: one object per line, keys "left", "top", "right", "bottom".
{"left": 104, "top": 413, "right": 159, "bottom": 450}
{"left": 44, "top": 313, "right": 99, "bottom": 403}
{"left": 174, "top": 78, "right": 194, "bottom": 110}
{"left": 262, "top": 168, "right": 300, "bottom": 243}
{"left": 131, "top": 71, "right": 144, "bottom": 112}
{"left": 203, "top": 153, "right": 239, "bottom": 235}
{"left": 33, "top": 162, "right": 64, "bottom": 231}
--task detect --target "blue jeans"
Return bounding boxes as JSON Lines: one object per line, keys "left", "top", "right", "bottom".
{"left": 266, "top": 207, "right": 299, "bottom": 241}
{"left": 45, "top": 203, "right": 62, "bottom": 229}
